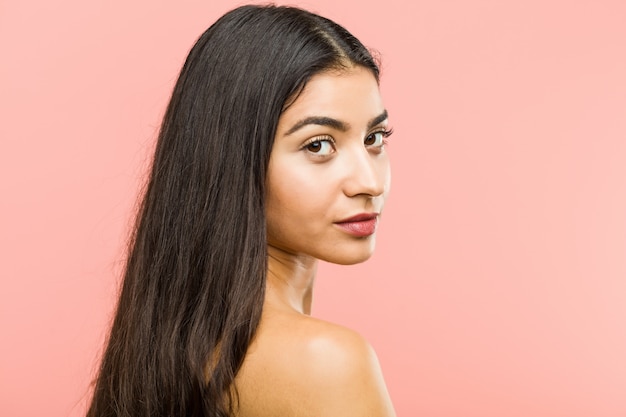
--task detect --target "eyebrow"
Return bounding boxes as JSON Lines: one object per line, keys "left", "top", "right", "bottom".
{"left": 284, "top": 110, "right": 388, "bottom": 136}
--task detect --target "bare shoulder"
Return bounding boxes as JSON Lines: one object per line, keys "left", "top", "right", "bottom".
{"left": 235, "top": 312, "right": 396, "bottom": 417}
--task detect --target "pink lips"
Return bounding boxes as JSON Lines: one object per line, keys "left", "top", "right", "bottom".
{"left": 334, "top": 213, "right": 379, "bottom": 237}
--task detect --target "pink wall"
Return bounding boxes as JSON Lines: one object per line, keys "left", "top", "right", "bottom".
{"left": 1, "top": 1, "right": 625, "bottom": 416}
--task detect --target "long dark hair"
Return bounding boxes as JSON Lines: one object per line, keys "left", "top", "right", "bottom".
{"left": 87, "top": 5, "right": 380, "bottom": 417}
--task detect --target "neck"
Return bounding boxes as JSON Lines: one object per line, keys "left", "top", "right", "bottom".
{"left": 265, "top": 245, "right": 317, "bottom": 315}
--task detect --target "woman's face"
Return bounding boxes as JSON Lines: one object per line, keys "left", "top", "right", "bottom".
{"left": 266, "top": 65, "right": 391, "bottom": 265}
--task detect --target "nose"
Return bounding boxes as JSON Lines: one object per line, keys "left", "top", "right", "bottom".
{"left": 342, "top": 146, "right": 389, "bottom": 198}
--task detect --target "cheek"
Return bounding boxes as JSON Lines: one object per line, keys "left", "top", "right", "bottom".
{"left": 266, "top": 157, "right": 357, "bottom": 258}
{"left": 268, "top": 165, "right": 308, "bottom": 210}
{"left": 267, "top": 155, "right": 342, "bottom": 207}
{"left": 266, "top": 161, "right": 327, "bottom": 233}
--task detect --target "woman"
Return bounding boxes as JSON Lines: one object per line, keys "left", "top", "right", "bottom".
{"left": 88, "top": 5, "right": 395, "bottom": 417}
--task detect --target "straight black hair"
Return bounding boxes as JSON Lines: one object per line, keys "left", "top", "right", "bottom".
{"left": 87, "top": 5, "right": 380, "bottom": 417}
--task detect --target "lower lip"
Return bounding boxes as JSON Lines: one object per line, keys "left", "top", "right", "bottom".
{"left": 334, "top": 218, "right": 378, "bottom": 237}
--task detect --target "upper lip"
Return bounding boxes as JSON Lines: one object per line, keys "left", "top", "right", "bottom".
{"left": 335, "top": 213, "right": 379, "bottom": 223}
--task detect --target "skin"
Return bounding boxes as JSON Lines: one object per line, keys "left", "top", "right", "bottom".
{"left": 235, "top": 65, "right": 395, "bottom": 417}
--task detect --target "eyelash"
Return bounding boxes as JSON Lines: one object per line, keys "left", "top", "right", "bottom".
{"left": 367, "top": 128, "right": 394, "bottom": 147}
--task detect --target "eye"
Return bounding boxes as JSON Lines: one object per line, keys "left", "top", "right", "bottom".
{"left": 364, "top": 128, "right": 393, "bottom": 147}
{"left": 302, "top": 137, "right": 335, "bottom": 156}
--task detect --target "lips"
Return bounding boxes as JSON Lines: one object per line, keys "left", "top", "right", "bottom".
{"left": 334, "top": 213, "right": 379, "bottom": 237}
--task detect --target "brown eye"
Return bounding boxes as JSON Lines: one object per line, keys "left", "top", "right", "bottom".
{"left": 364, "top": 131, "right": 385, "bottom": 147}
{"left": 307, "top": 141, "right": 322, "bottom": 152}
{"left": 303, "top": 139, "right": 334, "bottom": 156}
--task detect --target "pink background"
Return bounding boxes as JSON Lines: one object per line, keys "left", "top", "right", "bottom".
{"left": 1, "top": 0, "right": 625, "bottom": 416}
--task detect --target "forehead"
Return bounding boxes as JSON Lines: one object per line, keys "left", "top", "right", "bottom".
{"left": 278, "top": 67, "right": 384, "bottom": 130}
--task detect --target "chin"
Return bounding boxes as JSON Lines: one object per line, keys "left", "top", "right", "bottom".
{"left": 318, "top": 241, "right": 376, "bottom": 265}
